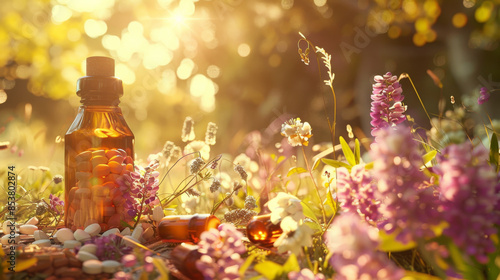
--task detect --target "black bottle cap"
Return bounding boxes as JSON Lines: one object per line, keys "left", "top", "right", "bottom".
{"left": 77, "top": 56, "right": 123, "bottom": 104}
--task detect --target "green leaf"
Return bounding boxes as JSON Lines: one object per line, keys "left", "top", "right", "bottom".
{"left": 321, "top": 159, "right": 351, "bottom": 169}
{"left": 422, "top": 150, "right": 437, "bottom": 167}
{"left": 378, "top": 229, "right": 416, "bottom": 252}
{"left": 239, "top": 253, "right": 258, "bottom": 277}
{"left": 152, "top": 257, "right": 169, "bottom": 280}
{"left": 287, "top": 167, "right": 308, "bottom": 177}
{"left": 340, "top": 136, "right": 356, "bottom": 166}
{"left": 312, "top": 158, "right": 321, "bottom": 170}
{"left": 354, "top": 138, "right": 361, "bottom": 165}
{"left": 301, "top": 201, "right": 320, "bottom": 226}
{"left": 401, "top": 271, "right": 441, "bottom": 280}
{"left": 445, "top": 237, "right": 484, "bottom": 280}
{"left": 282, "top": 254, "right": 301, "bottom": 273}
{"left": 490, "top": 133, "right": 499, "bottom": 169}
{"left": 254, "top": 261, "right": 283, "bottom": 279}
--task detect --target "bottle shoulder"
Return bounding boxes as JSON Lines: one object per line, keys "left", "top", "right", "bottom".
{"left": 66, "top": 106, "right": 134, "bottom": 137}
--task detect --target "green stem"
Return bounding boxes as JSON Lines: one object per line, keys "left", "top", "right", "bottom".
{"left": 302, "top": 146, "right": 326, "bottom": 223}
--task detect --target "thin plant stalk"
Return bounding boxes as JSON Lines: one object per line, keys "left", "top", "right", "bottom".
{"left": 301, "top": 146, "right": 326, "bottom": 223}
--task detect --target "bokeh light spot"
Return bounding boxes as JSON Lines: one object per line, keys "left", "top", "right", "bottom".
{"left": 177, "top": 58, "right": 195, "bottom": 80}
{"left": 51, "top": 5, "right": 72, "bottom": 24}
{"left": 84, "top": 19, "right": 107, "bottom": 38}
{"left": 115, "top": 63, "right": 136, "bottom": 85}
{"left": 475, "top": 1, "right": 493, "bottom": 23}
{"left": 207, "top": 65, "right": 220, "bottom": 78}
{"left": 67, "top": 28, "right": 81, "bottom": 42}
{"left": 388, "top": 26, "right": 401, "bottom": 39}
{"left": 102, "top": 35, "right": 120, "bottom": 50}
{"left": 238, "top": 43, "right": 251, "bottom": 57}
{"left": 415, "top": 18, "right": 430, "bottom": 33}
{"left": 413, "top": 33, "right": 427, "bottom": 46}
{"left": 452, "top": 13, "right": 468, "bottom": 28}
{"left": 314, "top": 0, "right": 327, "bottom": 7}
{"left": 0, "top": 90, "right": 7, "bottom": 104}
{"left": 179, "top": 0, "right": 195, "bottom": 16}
{"left": 281, "top": 0, "right": 294, "bottom": 9}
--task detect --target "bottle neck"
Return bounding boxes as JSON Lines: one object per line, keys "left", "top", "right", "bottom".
{"left": 80, "top": 98, "right": 120, "bottom": 106}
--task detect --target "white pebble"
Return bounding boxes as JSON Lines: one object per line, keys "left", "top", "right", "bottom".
{"left": 25, "top": 217, "right": 39, "bottom": 225}
{"left": 131, "top": 224, "right": 143, "bottom": 240}
{"left": 102, "top": 260, "right": 122, "bottom": 273}
{"left": 19, "top": 224, "right": 38, "bottom": 235}
{"left": 2, "top": 220, "right": 15, "bottom": 234}
{"left": 102, "top": 228, "right": 120, "bottom": 237}
{"left": 84, "top": 223, "right": 101, "bottom": 237}
{"left": 121, "top": 227, "right": 131, "bottom": 236}
{"left": 55, "top": 228, "right": 75, "bottom": 243}
{"left": 121, "top": 236, "right": 140, "bottom": 247}
{"left": 1, "top": 234, "right": 20, "bottom": 245}
{"left": 32, "top": 239, "right": 51, "bottom": 247}
{"left": 79, "top": 244, "right": 97, "bottom": 255}
{"left": 76, "top": 251, "right": 98, "bottom": 262}
{"left": 64, "top": 240, "right": 82, "bottom": 249}
{"left": 74, "top": 229, "right": 91, "bottom": 242}
{"left": 33, "top": 230, "right": 49, "bottom": 241}
{"left": 83, "top": 260, "right": 103, "bottom": 275}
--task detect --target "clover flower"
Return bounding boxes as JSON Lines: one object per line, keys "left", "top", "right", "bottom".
{"left": 234, "top": 164, "right": 248, "bottom": 181}
{"left": 324, "top": 213, "right": 405, "bottom": 280}
{"left": 370, "top": 72, "right": 407, "bottom": 137}
{"left": 434, "top": 142, "right": 500, "bottom": 263}
{"left": 224, "top": 208, "right": 257, "bottom": 226}
{"left": 182, "top": 116, "right": 195, "bottom": 142}
{"left": 281, "top": 118, "right": 313, "bottom": 147}
{"left": 370, "top": 125, "right": 441, "bottom": 243}
{"left": 53, "top": 175, "right": 63, "bottom": 184}
{"left": 244, "top": 195, "right": 257, "bottom": 210}
{"left": 336, "top": 165, "right": 380, "bottom": 224}
{"left": 190, "top": 157, "right": 206, "bottom": 174}
{"left": 196, "top": 223, "right": 245, "bottom": 280}
{"left": 288, "top": 268, "right": 326, "bottom": 280}
{"left": 478, "top": 87, "right": 490, "bottom": 105}
{"left": 210, "top": 177, "right": 221, "bottom": 193}
{"left": 205, "top": 122, "right": 218, "bottom": 145}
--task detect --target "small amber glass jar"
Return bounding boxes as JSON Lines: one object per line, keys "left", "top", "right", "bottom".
{"left": 170, "top": 243, "right": 203, "bottom": 280}
{"left": 65, "top": 57, "right": 134, "bottom": 231}
{"left": 246, "top": 214, "right": 283, "bottom": 247}
{"left": 158, "top": 214, "right": 220, "bottom": 243}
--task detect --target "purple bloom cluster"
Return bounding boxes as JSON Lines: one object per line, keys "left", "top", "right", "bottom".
{"left": 478, "top": 87, "right": 490, "bottom": 105}
{"left": 196, "top": 223, "right": 245, "bottom": 280}
{"left": 371, "top": 125, "right": 441, "bottom": 243}
{"left": 117, "top": 160, "right": 160, "bottom": 219}
{"left": 48, "top": 193, "right": 64, "bottom": 215}
{"left": 435, "top": 142, "right": 500, "bottom": 263}
{"left": 114, "top": 251, "right": 155, "bottom": 280}
{"left": 288, "top": 268, "right": 326, "bottom": 280}
{"left": 370, "top": 72, "right": 407, "bottom": 137}
{"left": 336, "top": 165, "right": 380, "bottom": 224}
{"left": 324, "top": 213, "right": 405, "bottom": 280}
{"left": 79, "top": 234, "right": 132, "bottom": 261}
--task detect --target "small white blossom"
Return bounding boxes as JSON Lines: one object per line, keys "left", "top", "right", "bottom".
{"left": 281, "top": 118, "right": 312, "bottom": 147}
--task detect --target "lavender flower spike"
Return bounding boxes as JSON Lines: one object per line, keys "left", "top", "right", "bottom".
{"left": 370, "top": 72, "right": 407, "bottom": 136}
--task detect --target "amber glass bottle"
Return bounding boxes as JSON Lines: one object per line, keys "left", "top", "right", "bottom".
{"left": 65, "top": 56, "right": 134, "bottom": 231}
{"left": 158, "top": 214, "right": 220, "bottom": 243}
{"left": 246, "top": 214, "right": 283, "bottom": 247}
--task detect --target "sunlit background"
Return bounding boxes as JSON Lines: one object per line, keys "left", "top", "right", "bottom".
{"left": 1, "top": 0, "right": 499, "bottom": 171}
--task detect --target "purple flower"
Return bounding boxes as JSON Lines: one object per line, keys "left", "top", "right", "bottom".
{"left": 478, "top": 87, "right": 490, "bottom": 105}
{"left": 370, "top": 125, "right": 441, "bottom": 243}
{"left": 85, "top": 234, "right": 132, "bottom": 261}
{"left": 195, "top": 223, "right": 245, "bottom": 280}
{"left": 336, "top": 165, "right": 380, "bottom": 224}
{"left": 434, "top": 142, "right": 500, "bottom": 263}
{"left": 116, "top": 161, "right": 160, "bottom": 221}
{"left": 288, "top": 269, "right": 325, "bottom": 280}
{"left": 49, "top": 194, "right": 64, "bottom": 215}
{"left": 370, "top": 72, "right": 407, "bottom": 137}
{"left": 324, "top": 213, "right": 405, "bottom": 280}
